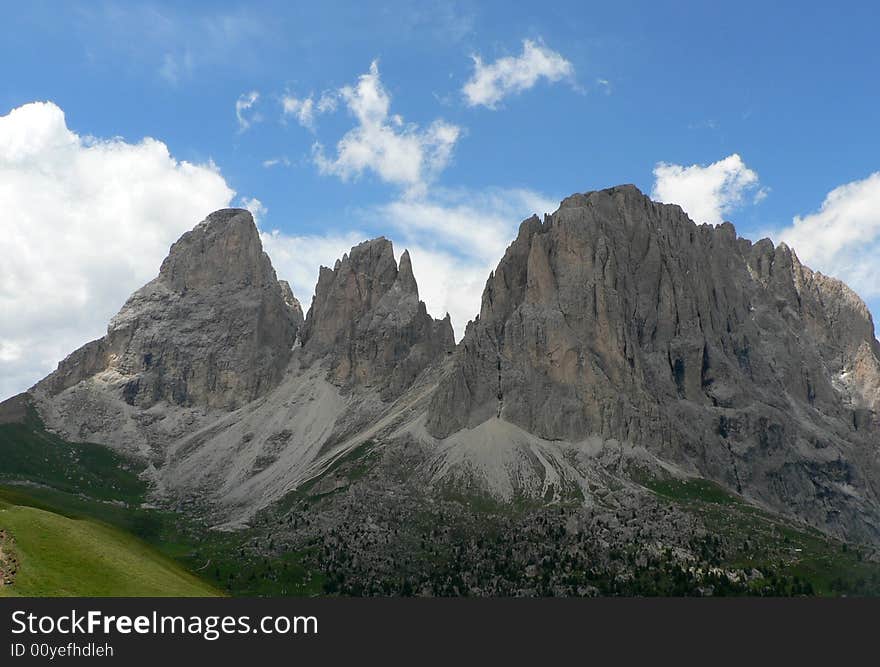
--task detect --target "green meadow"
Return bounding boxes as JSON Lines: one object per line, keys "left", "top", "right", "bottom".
{"left": 0, "top": 495, "right": 220, "bottom": 597}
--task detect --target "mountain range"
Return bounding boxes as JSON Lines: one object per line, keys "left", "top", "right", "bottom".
{"left": 5, "top": 184, "right": 880, "bottom": 595}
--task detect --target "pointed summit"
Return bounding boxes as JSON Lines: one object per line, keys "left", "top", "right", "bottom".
{"left": 396, "top": 249, "right": 419, "bottom": 297}
{"left": 33, "top": 209, "right": 298, "bottom": 410}
{"left": 301, "top": 237, "right": 453, "bottom": 397}
{"left": 158, "top": 208, "right": 277, "bottom": 292}
{"left": 301, "top": 237, "right": 398, "bottom": 354}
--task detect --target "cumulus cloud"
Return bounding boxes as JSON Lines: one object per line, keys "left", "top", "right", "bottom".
{"left": 651, "top": 153, "right": 764, "bottom": 224}
{"left": 235, "top": 91, "right": 261, "bottom": 131}
{"left": 776, "top": 172, "right": 880, "bottom": 301}
{"left": 0, "top": 101, "right": 235, "bottom": 400}
{"left": 313, "top": 61, "right": 461, "bottom": 193}
{"left": 463, "top": 39, "right": 575, "bottom": 109}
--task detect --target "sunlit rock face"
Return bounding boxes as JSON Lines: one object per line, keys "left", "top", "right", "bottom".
{"left": 300, "top": 237, "right": 454, "bottom": 400}
{"left": 34, "top": 208, "right": 300, "bottom": 410}
{"left": 426, "top": 185, "right": 880, "bottom": 541}
{"left": 20, "top": 189, "right": 880, "bottom": 543}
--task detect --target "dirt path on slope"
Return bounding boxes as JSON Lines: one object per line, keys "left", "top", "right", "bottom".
{"left": 0, "top": 529, "right": 18, "bottom": 586}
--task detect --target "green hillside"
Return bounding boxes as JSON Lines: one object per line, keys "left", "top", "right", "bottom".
{"left": 0, "top": 496, "right": 220, "bottom": 597}
{"left": 0, "top": 395, "right": 321, "bottom": 597}
{"left": 0, "top": 395, "right": 221, "bottom": 597}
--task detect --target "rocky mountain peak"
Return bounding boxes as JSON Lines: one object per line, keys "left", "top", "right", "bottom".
{"left": 427, "top": 183, "right": 880, "bottom": 541}
{"left": 22, "top": 188, "right": 880, "bottom": 546}
{"left": 301, "top": 237, "right": 398, "bottom": 353}
{"left": 301, "top": 237, "right": 453, "bottom": 397}
{"left": 157, "top": 208, "right": 276, "bottom": 293}
{"left": 396, "top": 249, "right": 419, "bottom": 297}
{"left": 33, "top": 208, "right": 300, "bottom": 410}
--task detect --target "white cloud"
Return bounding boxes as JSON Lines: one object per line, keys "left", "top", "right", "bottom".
{"left": 776, "top": 172, "right": 880, "bottom": 300}
{"left": 651, "top": 153, "right": 763, "bottom": 224}
{"left": 0, "top": 341, "right": 22, "bottom": 364}
{"left": 463, "top": 39, "right": 575, "bottom": 109}
{"left": 159, "top": 51, "right": 195, "bottom": 85}
{"left": 260, "top": 229, "right": 367, "bottom": 308}
{"left": 370, "top": 188, "right": 558, "bottom": 337}
{"left": 235, "top": 91, "right": 261, "bottom": 131}
{"left": 313, "top": 61, "right": 461, "bottom": 193}
{"left": 239, "top": 197, "right": 267, "bottom": 224}
{"left": 281, "top": 91, "right": 338, "bottom": 131}
{"left": 403, "top": 245, "right": 496, "bottom": 335}
{"left": 262, "top": 156, "right": 291, "bottom": 168}
{"left": 258, "top": 187, "right": 557, "bottom": 340}
{"left": 281, "top": 94, "right": 316, "bottom": 130}
{"left": 0, "top": 101, "right": 235, "bottom": 400}
{"left": 316, "top": 91, "right": 339, "bottom": 114}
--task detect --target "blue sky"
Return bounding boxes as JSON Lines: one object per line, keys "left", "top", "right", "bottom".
{"left": 1, "top": 0, "right": 879, "bottom": 398}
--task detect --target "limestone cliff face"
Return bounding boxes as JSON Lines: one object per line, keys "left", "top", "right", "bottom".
{"left": 426, "top": 185, "right": 880, "bottom": 541}
{"left": 19, "top": 192, "right": 880, "bottom": 542}
{"left": 300, "top": 238, "right": 454, "bottom": 400}
{"left": 278, "top": 280, "right": 305, "bottom": 330}
{"left": 34, "top": 209, "right": 300, "bottom": 410}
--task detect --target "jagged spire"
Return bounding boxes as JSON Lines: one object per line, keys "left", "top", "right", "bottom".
{"left": 300, "top": 237, "right": 454, "bottom": 397}
{"left": 397, "top": 249, "right": 419, "bottom": 297}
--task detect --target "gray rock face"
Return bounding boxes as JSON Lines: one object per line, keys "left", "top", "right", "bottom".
{"left": 34, "top": 209, "right": 299, "bottom": 410}
{"left": 278, "top": 280, "right": 305, "bottom": 330}
{"left": 20, "top": 192, "right": 880, "bottom": 545}
{"left": 426, "top": 185, "right": 880, "bottom": 542}
{"left": 300, "top": 238, "right": 454, "bottom": 399}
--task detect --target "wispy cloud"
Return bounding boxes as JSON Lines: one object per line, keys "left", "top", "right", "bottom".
{"left": 73, "top": 4, "right": 269, "bottom": 85}
{"left": 235, "top": 90, "right": 261, "bottom": 131}
{"left": 262, "top": 156, "right": 291, "bottom": 168}
{"left": 281, "top": 91, "right": 338, "bottom": 131}
{"left": 261, "top": 187, "right": 558, "bottom": 339}
{"left": 239, "top": 196, "right": 267, "bottom": 224}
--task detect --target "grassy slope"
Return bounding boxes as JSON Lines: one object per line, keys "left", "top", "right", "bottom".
{"left": 0, "top": 497, "right": 219, "bottom": 597}
{"left": 0, "top": 399, "right": 322, "bottom": 597}
{"left": 0, "top": 407, "right": 147, "bottom": 503}
{"left": 0, "top": 400, "right": 221, "bottom": 595}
